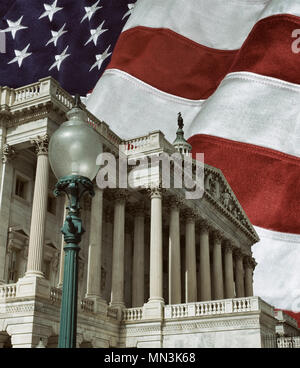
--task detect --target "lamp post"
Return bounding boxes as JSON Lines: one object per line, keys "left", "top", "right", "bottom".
{"left": 49, "top": 96, "right": 102, "bottom": 348}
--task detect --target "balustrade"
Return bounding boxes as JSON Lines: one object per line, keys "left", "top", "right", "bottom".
{"left": 0, "top": 284, "right": 16, "bottom": 299}
{"left": 123, "top": 307, "right": 143, "bottom": 321}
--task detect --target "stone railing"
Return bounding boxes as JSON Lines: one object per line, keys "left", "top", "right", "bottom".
{"left": 80, "top": 298, "right": 95, "bottom": 313}
{"left": 277, "top": 336, "right": 300, "bottom": 348}
{"left": 0, "top": 283, "right": 17, "bottom": 299}
{"left": 0, "top": 77, "right": 123, "bottom": 150}
{"left": 123, "top": 307, "right": 143, "bottom": 322}
{"left": 49, "top": 287, "right": 62, "bottom": 304}
{"left": 164, "top": 297, "right": 273, "bottom": 319}
{"left": 122, "top": 130, "right": 175, "bottom": 156}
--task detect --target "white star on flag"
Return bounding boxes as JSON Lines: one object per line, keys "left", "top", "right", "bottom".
{"left": 85, "top": 21, "right": 108, "bottom": 46}
{"left": 39, "top": 0, "right": 63, "bottom": 22}
{"left": 46, "top": 23, "right": 67, "bottom": 47}
{"left": 122, "top": 3, "right": 135, "bottom": 20}
{"left": 89, "top": 45, "right": 112, "bottom": 72}
{"left": 8, "top": 44, "right": 32, "bottom": 67}
{"left": 81, "top": 0, "right": 102, "bottom": 23}
{"left": 49, "top": 45, "right": 70, "bottom": 71}
{"left": 0, "top": 16, "right": 28, "bottom": 40}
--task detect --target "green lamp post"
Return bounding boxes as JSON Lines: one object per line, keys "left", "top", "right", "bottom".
{"left": 49, "top": 96, "right": 102, "bottom": 348}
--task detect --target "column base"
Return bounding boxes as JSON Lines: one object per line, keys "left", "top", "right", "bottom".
{"left": 16, "top": 275, "right": 50, "bottom": 299}
{"left": 143, "top": 298, "right": 165, "bottom": 320}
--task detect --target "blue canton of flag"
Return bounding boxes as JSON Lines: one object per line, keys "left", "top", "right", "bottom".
{"left": 0, "top": 0, "right": 137, "bottom": 95}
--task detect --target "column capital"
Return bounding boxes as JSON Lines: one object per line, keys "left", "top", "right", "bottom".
{"left": 212, "top": 229, "right": 224, "bottom": 242}
{"left": 223, "top": 240, "right": 234, "bottom": 253}
{"left": 127, "top": 201, "right": 145, "bottom": 217}
{"left": 112, "top": 189, "right": 129, "bottom": 203}
{"left": 147, "top": 186, "right": 164, "bottom": 199}
{"left": 165, "top": 194, "right": 183, "bottom": 210}
{"left": 198, "top": 218, "right": 211, "bottom": 233}
{"left": 30, "top": 134, "right": 49, "bottom": 155}
{"left": 182, "top": 208, "right": 197, "bottom": 223}
{"left": 233, "top": 248, "right": 244, "bottom": 260}
{"left": 243, "top": 255, "right": 257, "bottom": 269}
{"left": 2, "top": 143, "right": 16, "bottom": 163}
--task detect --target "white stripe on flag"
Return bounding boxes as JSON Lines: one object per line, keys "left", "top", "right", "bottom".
{"left": 187, "top": 72, "right": 300, "bottom": 157}
{"left": 86, "top": 69, "right": 204, "bottom": 141}
{"left": 253, "top": 226, "right": 300, "bottom": 312}
{"left": 124, "top": 0, "right": 269, "bottom": 50}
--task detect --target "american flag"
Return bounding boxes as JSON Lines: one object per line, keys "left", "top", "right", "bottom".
{"left": 1, "top": 0, "right": 300, "bottom": 324}
{"left": 0, "top": 0, "right": 136, "bottom": 95}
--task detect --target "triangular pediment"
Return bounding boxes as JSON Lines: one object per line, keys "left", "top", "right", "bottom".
{"left": 204, "top": 164, "right": 259, "bottom": 243}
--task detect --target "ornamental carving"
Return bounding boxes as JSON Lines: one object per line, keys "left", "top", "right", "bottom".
{"left": 30, "top": 133, "right": 49, "bottom": 155}
{"left": 182, "top": 208, "right": 198, "bottom": 223}
{"left": 223, "top": 240, "right": 234, "bottom": 253}
{"left": 198, "top": 218, "right": 211, "bottom": 233}
{"left": 2, "top": 144, "right": 16, "bottom": 163}
{"left": 112, "top": 189, "right": 129, "bottom": 202}
{"left": 165, "top": 194, "right": 183, "bottom": 209}
{"left": 204, "top": 171, "right": 219, "bottom": 200}
{"left": 127, "top": 201, "right": 145, "bottom": 217}
{"left": 204, "top": 166, "right": 258, "bottom": 242}
{"left": 244, "top": 256, "right": 257, "bottom": 269}
{"left": 233, "top": 248, "right": 244, "bottom": 260}
{"left": 212, "top": 229, "right": 224, "bottom": 242}
{"left": 146, "top": 185, "right": 164, "bottom": 199}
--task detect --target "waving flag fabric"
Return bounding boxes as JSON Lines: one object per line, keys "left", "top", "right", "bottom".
{"left": 86, "top": 0, "right": 300, "bottom": 315}
{"left": 0, "top": 0, "right": 299, "bottom": 317}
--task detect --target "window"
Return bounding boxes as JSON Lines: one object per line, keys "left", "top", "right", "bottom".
{"left": 15, "top": 176, "right": 28, "bottom": 199}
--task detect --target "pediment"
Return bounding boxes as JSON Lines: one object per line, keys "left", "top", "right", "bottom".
{"left": 203, "top": 164, "right": 259, "bottom": 243}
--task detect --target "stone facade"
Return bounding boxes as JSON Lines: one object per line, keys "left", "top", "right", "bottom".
{"left": 0, "top": 78, "right": 287, "bottom": 348}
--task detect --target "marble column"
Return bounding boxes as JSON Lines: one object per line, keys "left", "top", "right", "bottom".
{"left": 110, "top": 190, "right": 127, "bottom": 309}
{"left": 132, "top": 204, "right": 145, "bottom": 307}
{"left": 148, "top": 187, "right": 163, "bottom": 303}
{"left": 0, "top": 144, "right": 16, "bottom": 283}
{"left": 124, "top": 224, "right": 133, "bottom": 308}
{"left": 212, "top": 231, "right": 224, "bottom": 300}
{"left": 168, "top": 197, "right": 181, "bottom": 305}
{"left": 199, "top": 220, "right": 212, "bottom": 301}
{"left": 234, "top": 249, "right": 245, "bottom": 298}
{"left": 224, "top": 241, "right": 235, "bottom": 299}
{"left": 184, "top": 211, "right": 197, "bottom": 303}
{"left": 244, "top": 256, "right": 256, "bottom": 297}
{"left": 86, "top": 187, "right": 105, "bottom": 301}
{"left": 26, "top": 134, "right": 49, "bottom": 278}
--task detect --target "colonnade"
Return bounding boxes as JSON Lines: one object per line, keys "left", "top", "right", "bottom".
{"left": 23, "top": 151, "right": 256, "bottom": 307}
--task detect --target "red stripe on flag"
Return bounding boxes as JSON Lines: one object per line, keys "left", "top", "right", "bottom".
{"left": 231, "top": 14, "right": 300, "bottom": 84}
{"left": 188, "top": 134, "right": 300, "bottom": 235}
{"left": 107, "top": 26, "right": 237, "bottom": 100}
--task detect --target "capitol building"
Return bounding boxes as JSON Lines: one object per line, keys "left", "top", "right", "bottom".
{"left": 0, "top": 77, "right": 298, "bottom": 348}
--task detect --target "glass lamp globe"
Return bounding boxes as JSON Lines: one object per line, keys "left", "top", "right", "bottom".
{"left": 49, "top": 100, "right": 103, "bottom": 181}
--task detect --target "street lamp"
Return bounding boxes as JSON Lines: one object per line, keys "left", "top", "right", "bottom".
{"left": 49, "top": 96, "right": 103, "bottom": 348}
